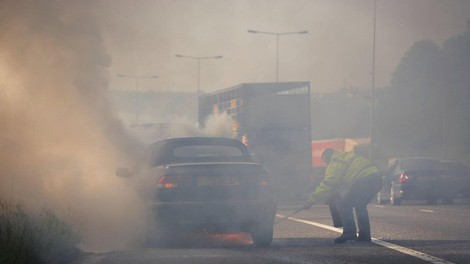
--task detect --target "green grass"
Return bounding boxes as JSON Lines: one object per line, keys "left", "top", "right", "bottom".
{"left": 0, "top": 199, "right": 81, "bottom": 264}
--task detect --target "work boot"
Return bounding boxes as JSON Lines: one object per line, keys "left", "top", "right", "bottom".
{"left": 334, "top": 233, "right": 357, "bottom": 244}
{"left": 357, "top": 233, "right": 371, "bottom": 242}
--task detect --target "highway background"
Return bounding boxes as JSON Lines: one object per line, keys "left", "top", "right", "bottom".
{"left": 77, "top": 198, "right": 470, "bottom": 264}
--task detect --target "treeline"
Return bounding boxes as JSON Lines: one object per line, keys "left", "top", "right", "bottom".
{"left": 376, "top": 21, "right": 470, "bottom": 163}
{"left": 313, "top": 21, "right": 470, "bottom": 164}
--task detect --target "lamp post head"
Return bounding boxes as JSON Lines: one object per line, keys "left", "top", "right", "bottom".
{"left": 117, "top": 73, "right": 158, "bottom": 79}
{"left": 176, "top": 54, "right": 223, "bottom": 60}
{"left": 248, "top": 29, "right": 309, "bottom": 35}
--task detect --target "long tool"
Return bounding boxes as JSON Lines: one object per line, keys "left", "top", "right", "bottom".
{"left": 274, "top": 207, "right": 305, "bottom": 225}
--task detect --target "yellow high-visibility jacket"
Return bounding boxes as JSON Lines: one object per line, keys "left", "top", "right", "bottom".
{"left": 308, "top": 150, "right": 380, "bottom": 204}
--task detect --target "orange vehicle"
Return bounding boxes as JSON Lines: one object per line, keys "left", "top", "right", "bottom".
{"left": 310, "top": 138, "right": 370, "bottom": 185}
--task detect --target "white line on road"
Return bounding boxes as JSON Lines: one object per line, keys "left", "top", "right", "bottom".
{"left": 419, "top": 209, "right": 435, "bottom": 213}
{"left": 276, "top": 213, "right": 455, "bottom": 264}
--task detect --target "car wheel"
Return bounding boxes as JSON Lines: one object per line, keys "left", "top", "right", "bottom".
{"left": 376, "top": 192, "right": 387, "bottom": 205}
{"left": 390, "top": 187, "right": 401, "bottom": 205}
{"left": 251, "top": 224, "right": 273, "bottom": 247}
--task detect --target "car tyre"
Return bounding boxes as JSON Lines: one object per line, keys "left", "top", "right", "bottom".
{"left": 441, "top": 188, "right": 454, "bottom": 205}
{"left": 251, "top": 224, "right": 273, "bottom": 247}
{"left": 390, "top": 186, "right": 401, "bottom": 205}
{"left": 376, "top": 192, "right": 387, "bottom": 205}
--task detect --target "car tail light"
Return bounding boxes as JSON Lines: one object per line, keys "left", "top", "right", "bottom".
{"left": 156, "top": 175, "right": 178, "bottom": 188}
{"left": 398, "top": 173, "right": 409, "bottom": 183}
{"left": 258, "top": 176, "right": 270, "bottom": 186}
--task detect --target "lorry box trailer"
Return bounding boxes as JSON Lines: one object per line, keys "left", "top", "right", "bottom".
{"left": 199, "top": 82, "right": 312, "bottom": 201}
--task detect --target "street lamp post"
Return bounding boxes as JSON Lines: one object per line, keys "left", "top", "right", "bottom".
{"left": 369, "top": 0, "right": 377, "bottom": 160}
{"left": 248, "top": 29, "right": 308, "bottom": 82}
{"left": 116, "top": 73, "right": 158, "bottom": 125}
{"left": 175, "top": 54, "right": 223, "bottom": 96}
{"left": 175, "top": 54, "right": 223, "bottom": 115}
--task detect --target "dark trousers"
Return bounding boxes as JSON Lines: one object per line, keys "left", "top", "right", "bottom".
{"left": 335, "top": 172, "right": 383, "bottom": 236}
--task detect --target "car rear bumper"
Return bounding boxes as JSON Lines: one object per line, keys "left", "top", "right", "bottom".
{"left": 394, "top": 183, "right": 452, "bottom": 200}
{"left": 148, "top": 200, "right": 277, "bottom": 231}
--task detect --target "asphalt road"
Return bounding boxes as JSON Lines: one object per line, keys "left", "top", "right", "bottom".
{"left": 76, "top": 198, "right": 470, "bottom": 264}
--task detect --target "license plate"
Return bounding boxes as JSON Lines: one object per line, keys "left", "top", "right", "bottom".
{"left": 197, "top": 175, "right": 239, "bottom": 186}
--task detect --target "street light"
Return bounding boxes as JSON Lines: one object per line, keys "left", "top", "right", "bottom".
{"left": 248, "top": 29, "right": 308, "bottom": 82}
{"left": 175, "top": 54, "right": 223, "bottom": 117}
{"left": 116, "top": 73, "right": 158, "bottom": 125}
{"left": 369, "top": 0, "right": 377, "bottom": 160}
{"left": 175, "top": 54, "right": 223, "bottom": 96}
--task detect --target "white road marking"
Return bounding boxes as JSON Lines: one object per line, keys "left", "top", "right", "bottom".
{"left": 420, "top": 209, "right": 435, "bottom": 213}
{"left": 276, "top": 213, "right": 455, "bottom": 264}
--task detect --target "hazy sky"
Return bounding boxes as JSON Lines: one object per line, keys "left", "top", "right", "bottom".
{"left": 99, "top": 0, "right": 470, "bottom": 94}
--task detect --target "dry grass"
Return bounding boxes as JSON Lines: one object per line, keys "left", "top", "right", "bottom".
{"left": 0, "top": 199, "right": 81, "bottom": 264}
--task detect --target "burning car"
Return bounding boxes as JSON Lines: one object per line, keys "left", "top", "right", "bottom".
{"left": 116, "top": 137, "right": 277, "bottom": 246}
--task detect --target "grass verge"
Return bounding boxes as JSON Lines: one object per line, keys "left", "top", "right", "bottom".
{"left": 0, "top": 199, "right": 81, "bottom": 264}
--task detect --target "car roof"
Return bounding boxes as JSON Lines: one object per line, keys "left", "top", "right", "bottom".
{"left": 440, "top": 160, "right": 468, "bottom": 171}
{"left": 388, "top": 157, "right": 441, "bottom": 173}
{"left": 390, "top": 157, "right": 438, "bottom": 161}
{"left": 440, "top": 160, "right": 465, "bottom": 165}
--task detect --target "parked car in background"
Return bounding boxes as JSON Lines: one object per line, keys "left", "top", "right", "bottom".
{"left": 116, "top": 137, "right": 277, "bottom": 247}
{"left": 377, "top": 157, "right": 453, "bottom": 205}
{"left": 440, "top": 160, "right": 470, "bottom": 198}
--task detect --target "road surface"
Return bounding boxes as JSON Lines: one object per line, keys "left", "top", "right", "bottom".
{"left": 76, "top": 199, "right": 470, "bottom": 264}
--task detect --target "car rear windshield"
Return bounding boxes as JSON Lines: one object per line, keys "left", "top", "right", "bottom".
{"left": 173, "top": 145, "right": 244, "bottom": 158}
{"left": 400, "top": 159, "right": 440, "bottom": 170}
{"left": 441, "top": 162, "right": 468, "bottom": 176}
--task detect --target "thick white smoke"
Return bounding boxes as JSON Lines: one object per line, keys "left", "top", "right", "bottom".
{"left": 0, "top": 0, "right": 236, "bottom": 252}
{"left": 129, "top": 112, "right": 233, "bottom": 144}
{"left": 0, "top": 0, "right": 146, "bottom": 251}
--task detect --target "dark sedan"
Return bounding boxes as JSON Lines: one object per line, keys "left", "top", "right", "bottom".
{"left": 377, "top": 157, "right": 453, "bottom": 205}
{"left": 117, "top": 137, "right": 277, "bottom": 246}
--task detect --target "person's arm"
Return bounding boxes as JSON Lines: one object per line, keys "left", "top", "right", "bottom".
{"left": 307, "top": 161, "right": 344, "bottom": 205}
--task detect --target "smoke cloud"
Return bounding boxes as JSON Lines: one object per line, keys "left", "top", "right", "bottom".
{"left": 0, "top": 0, "right": 235, "bottom": 251}
{"left": 0, "top": 0, "right": 146, "bottom": 251}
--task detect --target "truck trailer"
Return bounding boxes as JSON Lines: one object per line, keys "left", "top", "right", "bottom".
{"left": 199, "top": 82, "right": 312, "bottom": 201}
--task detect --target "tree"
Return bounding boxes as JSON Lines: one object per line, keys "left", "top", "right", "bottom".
{"left": 440, "top": 20, "right": 470, "bottom": 161}
{"left": 377, "top": 40, "right": 444, "bottom": 156}
{"left": 376, "top": 21, "right": 470, "bottom": 164}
